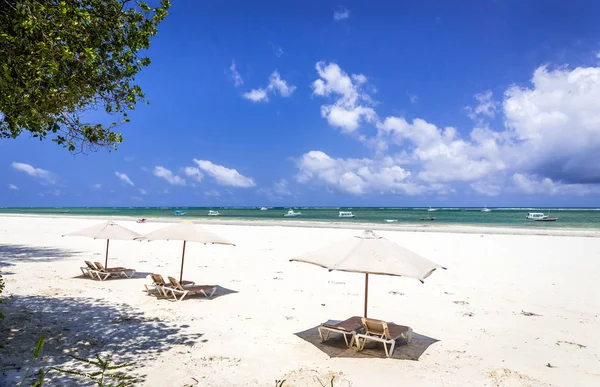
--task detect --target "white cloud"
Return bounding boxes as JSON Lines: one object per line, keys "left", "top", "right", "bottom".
{"left": 267, "top": 71, "right": 296, "bottom": 97}
{"left": 139, "top": 188, "right": 148, "bottom": 195}
{"left": 296, "top": 150, "right": 426, "bottom": 195}
{"left": 92, "top": 184, "right": 102, "bottom": 189}
{"left": 334, "top": 8, "right": 350, "bottom": 21}
{"left": 183, "top": 167, "right": 204, "bottom": 182}
{"left": 229, "top": 60, "right": 244, "bottom": 87}
{"left": 153, "top": 166, "right": 186, "bottom": 186}
{"left": 312, "top": 62, "right": 376, "bottom": 133}
{"left": 301, "top": 62, "right": 600, "bottom": 196}
{"left": 193, "top": 159, "right": 256, "bottom": 187}
{"left": 115, "top": 172, "right": 134, "bottom": 187}
{"left": 243, "top": 88, "right": 269, "bottom": 103}
{"left": 11, "top": 162, "right": 55, "bottom": 184}
{"left": 204, "top": 189, "right": 220, "bottom": 197}
{"left": 8, "top": 184, "right": 18, "bottom": 190}
{"left": 243, "top": 71, "right": 296, "bottom": 103}
{"left": 465, "top": 90, "right": 499, "bottom": 121}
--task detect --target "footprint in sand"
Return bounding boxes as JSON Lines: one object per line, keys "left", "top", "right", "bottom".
{"left": 488, "top": 368, "right": 550, "bottom": 387}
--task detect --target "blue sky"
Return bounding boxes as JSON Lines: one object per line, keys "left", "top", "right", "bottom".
{"left": 2, "top": 0, "right": 600, "bottom": 207}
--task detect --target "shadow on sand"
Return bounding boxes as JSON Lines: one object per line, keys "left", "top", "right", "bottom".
{"left": 295, "top": 325, "right": 439, "bottom": 360}
{"left": 0, "top": 243, "right": 82, "bottom": 264}
{"left": 0, "top": 295, "right": 206, "bottom": 385}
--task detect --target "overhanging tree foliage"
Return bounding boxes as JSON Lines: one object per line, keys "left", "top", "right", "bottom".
{"left": 0, "top": 0, "right": 170, "bottom": 152}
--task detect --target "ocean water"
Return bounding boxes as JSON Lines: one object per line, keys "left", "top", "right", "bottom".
{"left": 0, "top": 207, "right": 599, "bottom": 229}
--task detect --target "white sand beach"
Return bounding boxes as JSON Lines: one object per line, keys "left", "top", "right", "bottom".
{"left": 1, "top": 215, "right": 599, "bottom": 386}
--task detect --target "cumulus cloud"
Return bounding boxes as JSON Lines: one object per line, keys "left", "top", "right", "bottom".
{"left": 243, "top": 71, "right": 296, "bottom": 103}
{"left": 183, "top": 167, "right": 204, "bottom": 182}
{"left": 299, "top": 63, "right": 600, "bottom": 197}
{"left": 153, "top": 166, "right": 186, "bottom": 186}
{"left": 296, "top": 150, "right": 425, "bottom": 195}
{"left": 229, "top": 60, "right": 243, "bottom": 87}
{"left": 193, "top": 159, "right": 256, "bottom": 187}
{"left": 334, "top": 8, "right": 350, "bottom": 21}
{"left": 11, "top": 162, "right": 55, "bottom": 184}
{"left": 8, "top": 184, "right": 18, "bottom": 190}
{"left": 312, "top": 62, "right": 376, "bottom": 133}
{"left": 465, "top": 90, "right": 498, "bottom": 121}
{"left": 115, "top": 172, "right": 134, "bottom": 186}
{"left": 243, "top": 88, "right": 269, "bottom": 103}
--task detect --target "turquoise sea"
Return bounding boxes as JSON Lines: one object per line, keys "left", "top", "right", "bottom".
{"left": 0, "top": 207, "right": 599, "bottom": 229}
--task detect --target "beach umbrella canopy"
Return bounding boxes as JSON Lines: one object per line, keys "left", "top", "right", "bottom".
{"left": 290, "top": 230, "right": 445, "bottom": 317}
{"left": 64, "top": 220, "right": 141, "bottom": 268}
{"left": 136, "top": 221, "right": 234, "bottom": 281}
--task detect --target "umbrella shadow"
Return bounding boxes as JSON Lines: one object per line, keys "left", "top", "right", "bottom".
{"left": 0, "top": 295, "right": 206, "bottom": 386}
{"left": 295, "top": 324, "right": 439, "bottom": 360}
{"left": 0, "top": 243, "right": 82, "bottom": 263}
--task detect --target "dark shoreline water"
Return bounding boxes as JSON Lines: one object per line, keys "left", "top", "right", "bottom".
{"left": 0, "top": 207, "right": 599, "bottom": 229}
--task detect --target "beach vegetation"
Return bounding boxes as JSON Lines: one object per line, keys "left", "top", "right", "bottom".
{"left": 0, "top": 0, "right": 170, "bottom": 153}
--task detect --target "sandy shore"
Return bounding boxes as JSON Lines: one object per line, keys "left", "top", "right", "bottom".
{"left": 1, "top": 215, "right": 599, "bottom": 386}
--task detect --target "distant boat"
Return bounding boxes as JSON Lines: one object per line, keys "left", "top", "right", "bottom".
{"left": 284, "top": 209, "right": 301, "bottom": 217}
{"left": 420, "top": 217, "right": 436, "bottom": 221}
{"left": 427, "top": 207, "right": 437, "bottom": 212}
{"left": 260, "top": 207, "right": 268, "bottom": 211}
{"left": 173, "top": 210, "right": 186, "bottom": 216}
{"left": 208, "top": 210, "right": 221, "bottom": 216}
{"left": 339, "top": 211, "right": 355, "bottom": 218}
{"left": 482, "top": 206, "right": 491, "bottom": 212}
{"left": 527, "top": 212, "right": 557, "bottom": 221}
{"left": 384, "top": 219, "right": 398, "bottom": 223}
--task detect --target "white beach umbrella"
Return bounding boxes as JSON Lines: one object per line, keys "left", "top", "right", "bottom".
{"left": 291, "top": 230, "right": 445, "bottom": 317}
{"left": 64, "top": 220, "right": 141, "bottom": 268}
{"left": 136, "top": 221, "right": 234, "bottom": 282}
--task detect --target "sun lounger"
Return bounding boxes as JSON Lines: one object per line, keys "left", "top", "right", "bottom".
{"left": 163, "top": 276, "right": 217, "bottom": 301}
{"left": 144, "top": 274, "right": 195, "bottom": 297}
{"left": 318, "top": 316, "right": 363, "bottom": 347}
{"left": 356, "top": 317, "right": 413, "bottom": 358}
{"left": 94, "top": 261, "right": 136, "bottom": 279}
{"left": 80, "top": 260, "right": 110, "bottom": 281}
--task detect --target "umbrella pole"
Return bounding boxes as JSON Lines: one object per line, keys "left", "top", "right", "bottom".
{"left": 105, "top": 239, "right": 110, "bottom": 268}
{"left": 180, "top": 240, "right": 187, "bottom": 282}
{"left": 364, "top": 273, "right": 369, "bottom": 318}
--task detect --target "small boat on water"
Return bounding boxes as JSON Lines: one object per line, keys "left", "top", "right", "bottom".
{"left": 482, "top": 206, "right": 491, "bottom": 212}
{"left": 526, "top": 212, "right": 558, "bottom": 221}
{"left": 173, "top": 210, "right": 186, "bottom": 216}
{"left": 260, "top": 207, "right": 268, "bottom": 211}
{"left": 384, "top": 219, "right": 398, "bottom": 223}
{"left": 136, "top": 218, "right": 147, "bottom": 223}
{"left": 339, "top": 211, "right": 355, "bottom": 218}
{"left": 427, "top": 207, "right": 437, "bottom": 212}
{"left": 284, "top": 209, "right": 301, "bottom": 217}
{"left": 208, "top": 210, "right": 221, "bottom": 216}
{"left": 420, "top": 217, "right": 436, "bottom": 221}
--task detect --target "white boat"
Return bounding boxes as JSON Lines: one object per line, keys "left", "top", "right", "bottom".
{"left": 284, "top": 209, "right": 301, "bottom": 217}
{"left": 427, "top": 207, "right": 437, "bottom": 212}
{"left": 260, "top": 207, "right": 268, "bottom": 211}
{"left": 208, "top": 210, "right": 221, "bottom": 216}
{"left": 384, "top": 219, "right": 398, "bottom": 223}
{"left": 339, "top": 211, "right": 355, "bottom": 218}
{"left": 526, "top": 212, "right": 558, "bottom": 221}
{"left": 482, "top": 206, "right": 491, "bottom": 212}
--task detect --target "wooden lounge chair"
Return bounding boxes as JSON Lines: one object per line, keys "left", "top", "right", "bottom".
{"left": 144, "top": 274, "right": 195, "bottom": 297}
{"left": 356, "top": 317, "right": 413, "bottom": 358}
{"left": 81, "top": 260, "right": 110, "bottom": 280}
{"left": 94, "top": 261, "right": 136, "bottom": 279}
{"left": 164, "top": 276, "right": 217, "bottom": 301}
{"left": 318, "top": 316, "right": 363, "bottom": 348}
